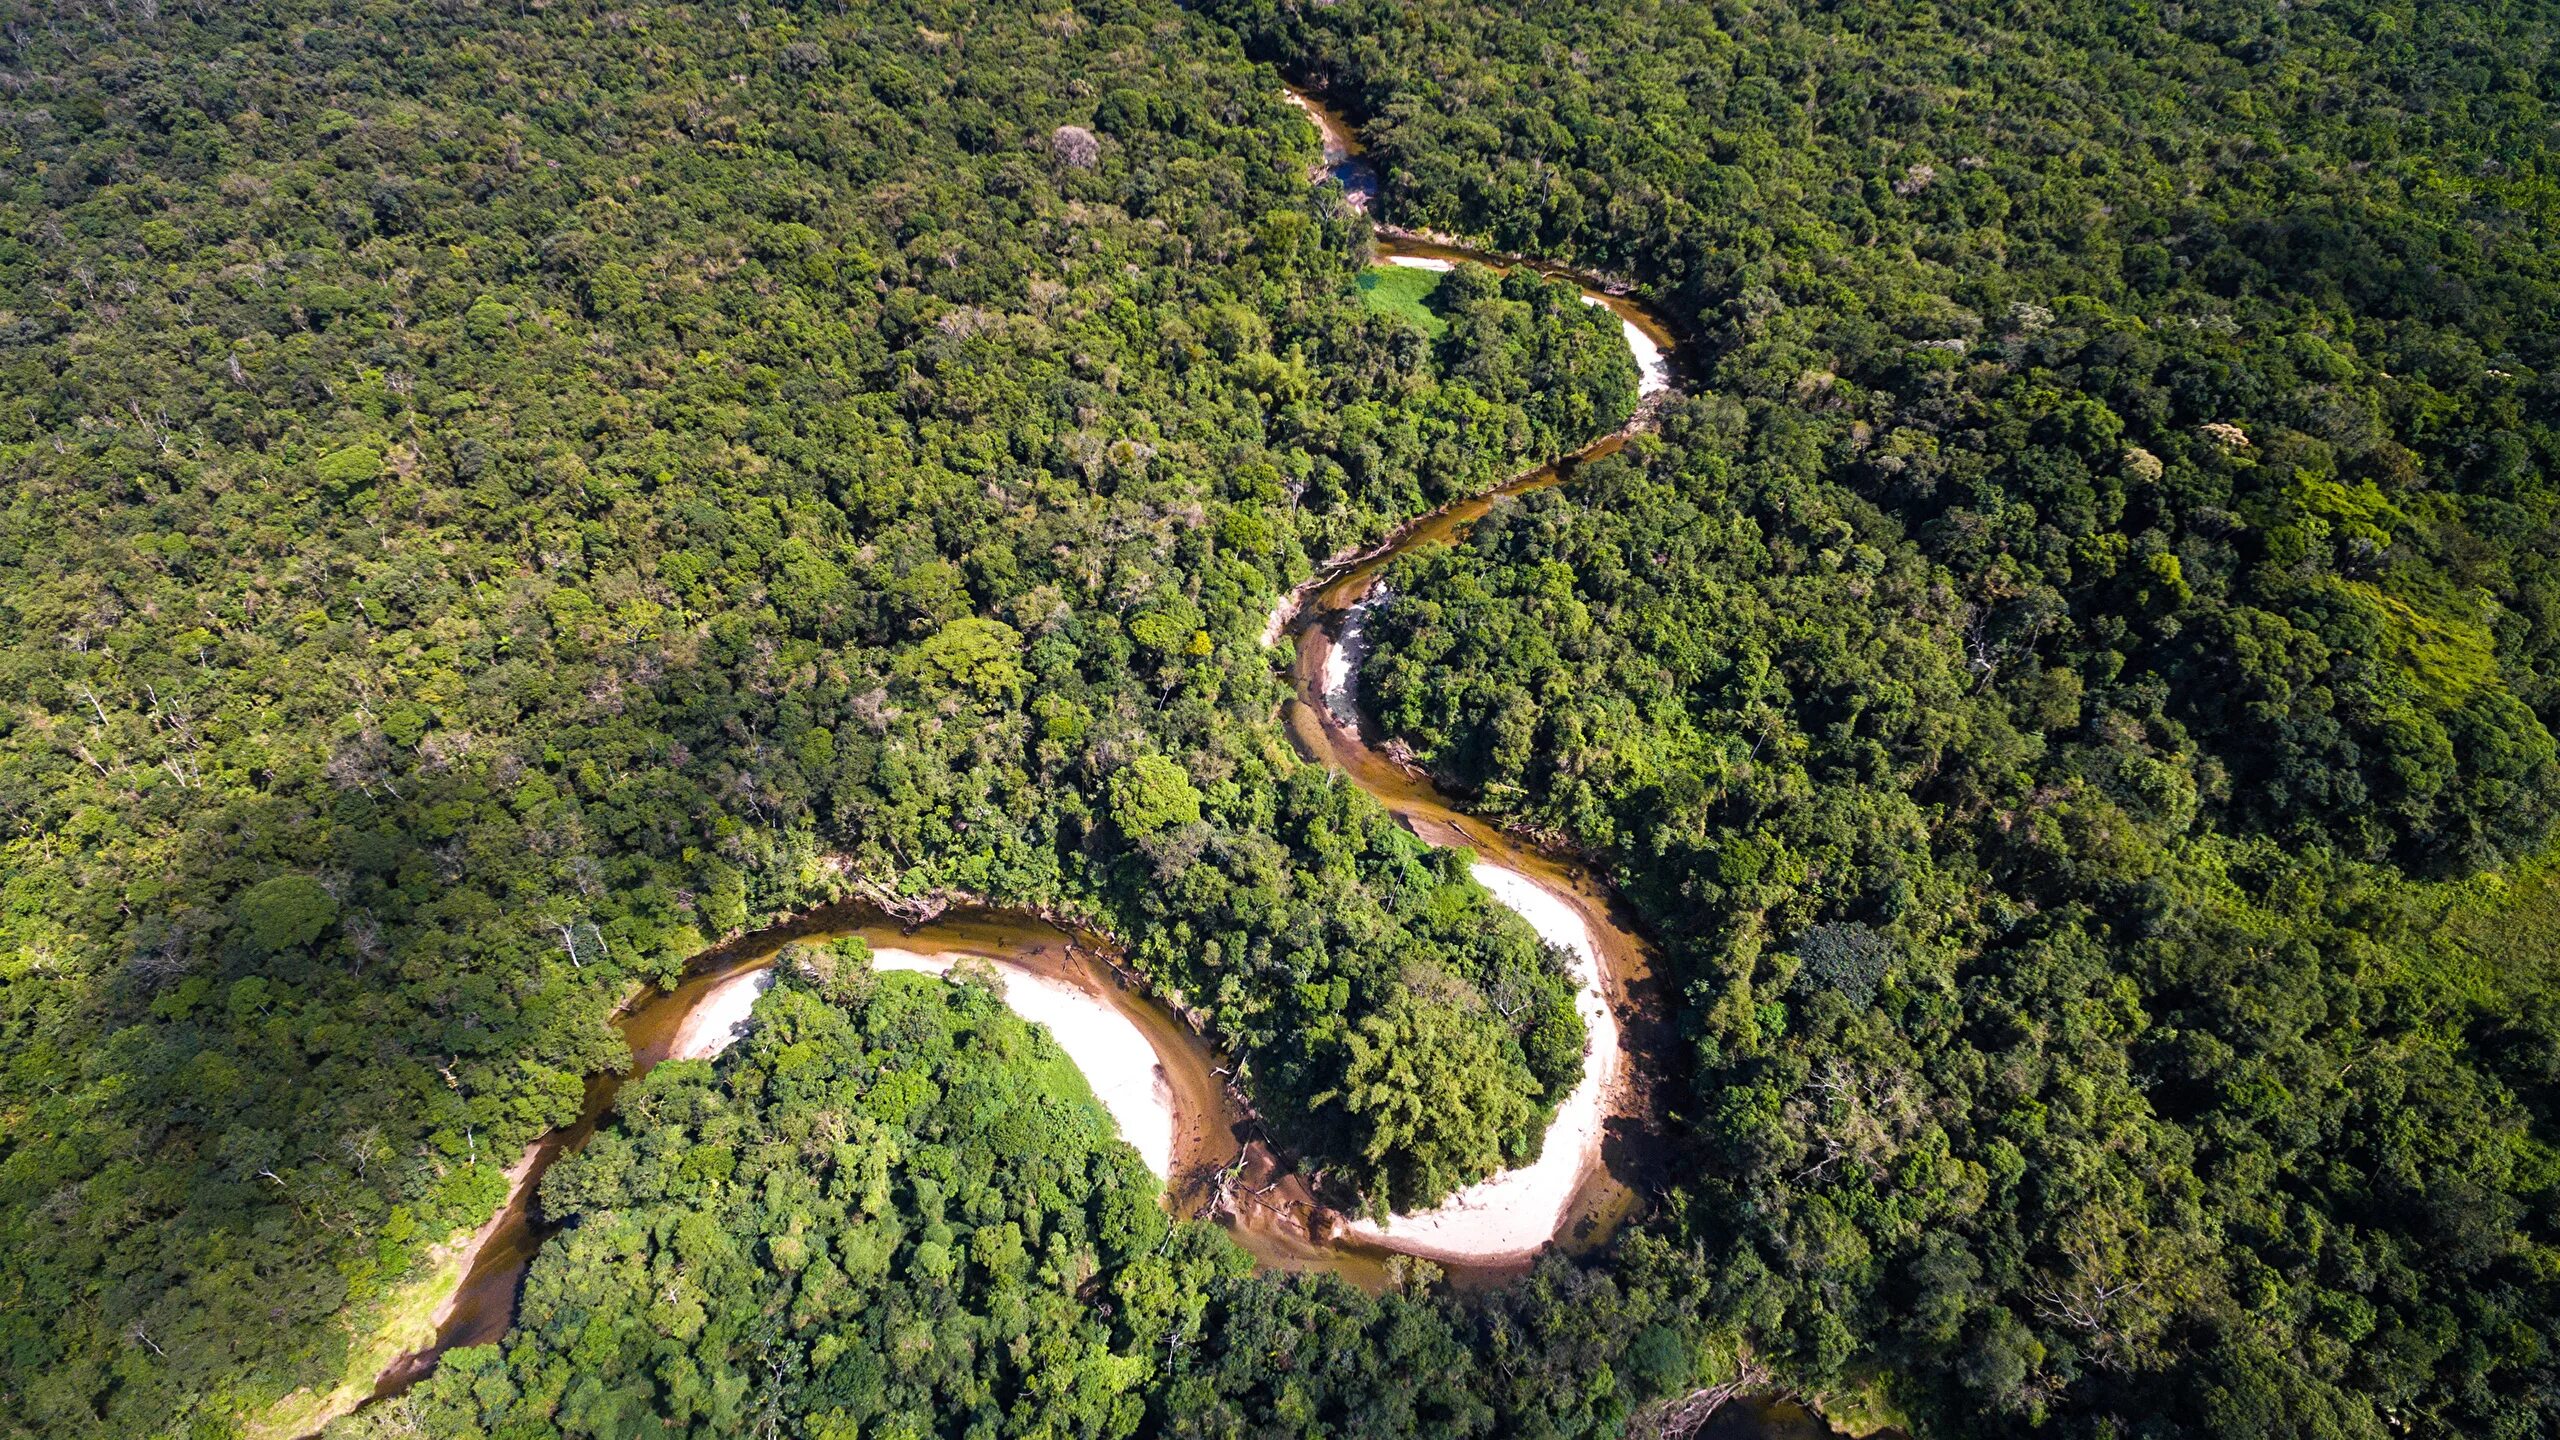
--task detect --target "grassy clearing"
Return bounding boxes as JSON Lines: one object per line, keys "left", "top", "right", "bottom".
{"left": 2434, "top": 848, "right": 2560, "bottom": 1003}
{"left": 244, "top": 1240, "right": 469, "bottom": 1440}
{"left": 1357, "top": 264, "right": 1449, "bottom": 336}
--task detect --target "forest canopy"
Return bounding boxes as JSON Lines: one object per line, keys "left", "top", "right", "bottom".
{"left": 0, "top": 0, "right": 1623, "bottom": 1430}
{"left": 1207, "top": 0, "right": 2560, "bottom": 1432}
{"left": 331, "top": 952, "right": 1740, "bottom": 1440}
{"left": 2, "top": 0, "right": 2555, "bottom": 1435}
{"left": 1217, "top": 0, "right": 2560, "bottom": 869}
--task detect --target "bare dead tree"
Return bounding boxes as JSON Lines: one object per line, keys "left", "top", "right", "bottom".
{"left": 1630, "top": 1351, "right": 1774, "bottom": 1439}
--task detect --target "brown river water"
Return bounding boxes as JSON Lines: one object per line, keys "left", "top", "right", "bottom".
{"left": 340, "top": 78, "right": 1851, "bottom": 1440}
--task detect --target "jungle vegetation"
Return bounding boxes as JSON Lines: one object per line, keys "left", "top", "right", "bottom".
{"left": 328, "top": 948, "right": 1727, "bottom": 1440}
{"left": 0, "top": 0, "right": 1625, "bottom": 1430}
{"left": 1206, "top": 0, "right": 2560, "bottom": 1431}
{"left": 2, "top": 0, "right": 2555, "bottom": 1435}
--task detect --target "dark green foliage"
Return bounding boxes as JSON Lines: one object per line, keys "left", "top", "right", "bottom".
{"left": 333, "top": 963, "right": 1718, "bottom": 1440}
{"left": 1215, "top": 0, "right": 2560, "bottom": 871}
{"left": 1787, "top": 924, "right": 1890, "bottom": 1010}
{"left": 10, "top": 0, "right": 2555, "bottom": 1432}
{"left": 1354, "top": 396, "right": 2560, "bottom": 1432}
{"left": 1201, "top": 0, "right": 2560, "bottom": 1430}
{"left": 0, "top": 0, "right": 1622, "bottom": 1429}
{"left": 1114, "top": 771, "right": 1587, "bottom": 1211}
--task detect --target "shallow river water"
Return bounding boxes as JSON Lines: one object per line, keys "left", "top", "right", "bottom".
{"left": 344, "top": 77, "right": 1845, "bottom": 1440}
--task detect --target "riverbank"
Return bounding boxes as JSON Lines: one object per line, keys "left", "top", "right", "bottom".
{"left": 665, "top": 948, "right": 1182, "bottom": 1179}
{"left": 319, "top": 77, "right": 1695, "bottom": 1432}
{"left": 877, "top": 949, "right": 1181, "bottom": 1179}
{"left": 1342, "top": 860, "right": 1622, "bottom": 1260}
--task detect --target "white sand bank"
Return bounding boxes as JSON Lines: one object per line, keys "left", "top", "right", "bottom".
{"left": 666, "top": 952, "right": 1177, "bottom": 1179}
{"left": 1580, "top": 294, "right": 1672, "bottom": 396}
{"left": 1281, "top": 87, "right": 1352, "bottom": 167}
{"left": 871, "top": 949, "right": 1177, "bottom": 1180}
{"left": 667, "top": 967, "right": 775, "bottom": 1062}
{"left": 1344, "top": 860, "right": 1619, "bottom": 1260}
{"left": 1387, "top": 254, "right": 1457, "bottom": 273}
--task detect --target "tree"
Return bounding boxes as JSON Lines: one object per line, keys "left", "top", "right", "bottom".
{"left": 899, "top": 617, "right": 1027, "bottom": 705}
{"left": 1320, "top": 987, "right": 1543, "bottom": 1211}
{"left": 1108, "top": 755, "right": 1202, "bottom": 839}
{"left": 234, "top": 875, "right": 340, "bottom": 954}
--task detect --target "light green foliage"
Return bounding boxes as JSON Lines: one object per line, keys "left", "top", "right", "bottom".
{"left": 1320, "top": 986, "right": 1544, "bottom": 1211}
{"left": 14, "top": 0, "right": 2554, "bottom": 1431}
{"left": 330, "top": 965, "right": 1228, "bottom": 1439}
{"left": 1355, "top": 386, "right": 2560, "bottom": 1436}
{"left": 1356, "top": 264, "right": 1450, "bottom": 337}
{"left": 312, "top": 445, "right": 383, "bottom": 500}
{"left": 0, "top": 0, "right": 1625, "bottom": 1427}
{"left": 1107, "top": 755, "right": 1203, "bottom": 838}
{"left": 900, "top": 616, "right": 1029, "bottom": 706}
{"left": 1223, "top": 0, "right": 2560, "bottom": 869}
{"left": 1354, "top": 299, "right": 2560, "bottom": 1440}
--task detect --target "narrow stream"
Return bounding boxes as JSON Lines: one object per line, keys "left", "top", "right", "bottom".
{"left": 362, "top": 906, "right": 1259, "bottom": 1401}
{"left": 342, "top": 77, "right": 1725, "bottom": 1430}
{"left": 1278, "top": 81, "right": 1871, "bottom": 1439}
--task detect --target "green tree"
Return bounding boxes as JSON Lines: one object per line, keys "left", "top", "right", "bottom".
{"left": 1108, "top": 755, "right": 1203, "bottom": 839}
{"left": 234, "top": 875, "right": 340, "bottom": 954}
{"left": 899, "top": 617, "right": 1028, "bottom": 705}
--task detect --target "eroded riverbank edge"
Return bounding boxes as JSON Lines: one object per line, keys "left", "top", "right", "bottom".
{"left": 1272, "top": 75, "right": 1900, "bottom": 1439}
{"left": 302, "top": 74, "right": 1729, "bottom": 1438}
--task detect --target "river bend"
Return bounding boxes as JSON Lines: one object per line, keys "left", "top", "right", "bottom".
{"left": 335, "top": 76, "right": 1684, "bottom": 1426}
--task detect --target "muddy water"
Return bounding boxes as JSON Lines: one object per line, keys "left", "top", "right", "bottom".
{"left": 1276, "top": 433, "right": 1671, "bottom": 1269}
{"left": 1260, "top": 78, "right": 1691, "bottom": 1272}
{"left": 1275, "top": 84, "right": 1885, "bottom": 1440}
{"left": 351, "top": 81, "right": 1695, "bottom": 1423}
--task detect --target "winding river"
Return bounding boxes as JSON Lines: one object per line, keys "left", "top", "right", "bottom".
{"left": 335, "top": 79, "right": 1705, "bottom": 1430}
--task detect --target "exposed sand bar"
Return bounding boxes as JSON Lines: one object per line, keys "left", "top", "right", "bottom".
{"left": 666, "top": 967, "right": 774, "bottom": 1061}
{"left": 669, "top": 950, "right": 1179, "bottom": 1181}
{"left": 1581, "top": 294, "right": 1674, "bottom": 396}
{"left": 872, "top": 949, "right": 1178, "bottom": 1179}
{"left": 1343, "top": 860, "right": 1620, "bottom": 1259}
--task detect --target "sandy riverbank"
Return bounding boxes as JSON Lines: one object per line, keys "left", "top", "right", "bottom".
{"left": 1343, "top": 860, "right": 1621, "bottom": 1259}
{"left": 667, "top": 950, "right": 1179, "bottom": 1181}
{"left": 667, "top": 966, "right": 774, "bottom": 1061}
{"left": 871, "top": 948, "right": 1179, "bottom": 1179}
{"left": 1587, "top": 296, "right": 1673, "bottom": 396}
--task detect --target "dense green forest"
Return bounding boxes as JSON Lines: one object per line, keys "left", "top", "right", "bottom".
{"left": 0, "top": 0, "right": 1629, "bottom": 1430}
{"left": 330, "top": 952, "right": 1212, "bottom": 1438}
{"left": 6, "top": 0, "right": 2557, "bottom": 1435}
{"left": 1206, "top": 0, "right": 2560, "bottom": 1432}
{"left": 1218, "top": 0, "right": 2560, "bottom": 869}
{"left": 329, "top": 949, "right": 1727, "bottom": 1440}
